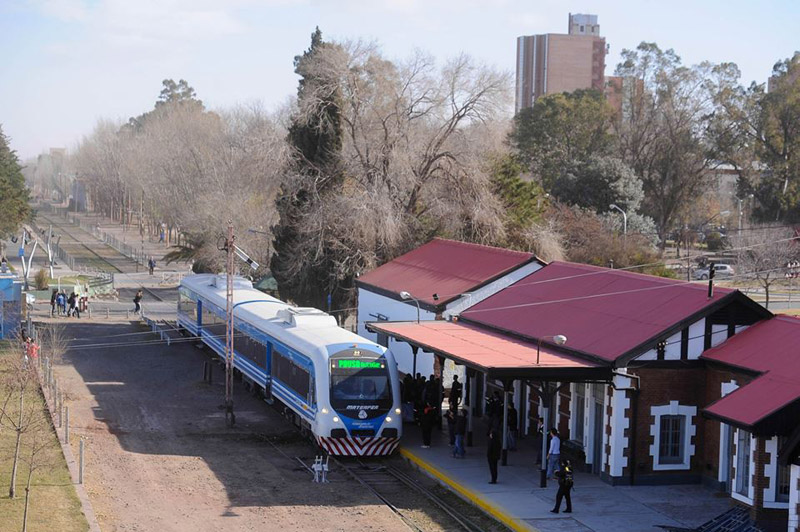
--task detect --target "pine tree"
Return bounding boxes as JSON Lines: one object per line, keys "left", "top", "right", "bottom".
{"left": 0, "top": 126, "right": 31, "bottom": 240}
{"left": 271, "top": 28, "right": 345, "bottom": 308}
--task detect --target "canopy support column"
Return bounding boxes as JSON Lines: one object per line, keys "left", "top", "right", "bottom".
{"left": 467, "top": 368, "right": 476, "bottom": 447}
{"left": 501, "top": 379, "right": 512, "bottom": 466}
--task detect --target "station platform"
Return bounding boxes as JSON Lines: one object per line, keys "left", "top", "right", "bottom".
{"left": 399, "top": 421, "right": 731, "bottom": 532}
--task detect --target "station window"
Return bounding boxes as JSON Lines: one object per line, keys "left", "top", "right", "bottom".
{"left": 777, "top": 436, "right": 790, "bottom": 502}
{"left": 658, "top": 415, "right": 685, "bottom": 464}
{"left": 572, "top": 385, "right": 585, "bottom": 445}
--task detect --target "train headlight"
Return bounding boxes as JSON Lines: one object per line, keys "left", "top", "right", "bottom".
{"left": 332, "top": 416, "right": 340, "bottom": 423}
{"left": 322, "top": 408, "right": 329, "bottom": 414}
{"left": 385, "top": 416, "right": 392, "bottom": 423}
{"left": 394, "top": 408, "right": 401, "bottom": 415}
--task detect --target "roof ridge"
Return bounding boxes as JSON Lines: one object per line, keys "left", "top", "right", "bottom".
{"left": 547, "top": 260, "right": 733, "bottom": 290}
{"left": 430, "top": 237, "right": 535, "bottom": 258}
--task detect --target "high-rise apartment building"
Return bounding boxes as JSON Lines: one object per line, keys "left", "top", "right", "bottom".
{"left": 515, "top": 13, "right": 607, "bottom": 112}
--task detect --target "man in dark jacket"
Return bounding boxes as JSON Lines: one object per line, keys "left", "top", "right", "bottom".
{"left": 487, "top": 426, "right": 502, "bottom": 483}
{"left": 449, "top": 375, "right": 462, "bottom": 405}
{"left": 551, "top": 459, "right": 574, "bottom": 513}
{"left": 507, "top": 403, "right": 518, "bottom": 451}
{"left": 420, "top": 403, "right": 435, "bottom": 448}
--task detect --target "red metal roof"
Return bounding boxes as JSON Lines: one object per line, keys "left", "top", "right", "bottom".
{"left": 356, "top": 238, "right": 536, "bottom": 307}
{"left": 461, "top": 261, "right": 735, "bottom": 363}
{"left": 702, "top": 315, "right": 800, "bottom": 427}
{"left": 369, "top": 320, "right": 605, "bottom": 378}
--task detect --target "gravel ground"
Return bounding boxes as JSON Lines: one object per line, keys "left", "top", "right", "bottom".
{"left": 51, "top": 320, "right": 504, "bottom": 532}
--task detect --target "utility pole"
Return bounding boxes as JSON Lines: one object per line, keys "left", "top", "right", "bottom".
{"left": 225, "top": 220, "right": 235, "bottom": 427}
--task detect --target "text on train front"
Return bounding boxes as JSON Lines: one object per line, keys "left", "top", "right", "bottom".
{"left": 329, "top": 350, "right": 392, "bottom": 424}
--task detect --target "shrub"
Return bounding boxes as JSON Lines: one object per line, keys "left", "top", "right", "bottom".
{"left": 34, "top": 268, "right": 49, "bottom": 290}
{"left": 705, "top": 231, "right": 724, "bottom": 251}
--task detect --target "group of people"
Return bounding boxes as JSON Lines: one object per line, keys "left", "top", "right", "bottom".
{"left": 50, "top": 289, "right": 82, "bottom": 318}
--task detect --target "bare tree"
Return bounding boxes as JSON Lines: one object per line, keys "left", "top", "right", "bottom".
{"left": 731, "top": 226, "right": 799, "bottom": 308}
{"left": 0, "top": 348, "right": 40, "bottom": 499}
{"left": 20, "top": 409, "right": 57, "bottom": 532}
{"left": 39, "top": 322, "right": 69, "bottom": 366}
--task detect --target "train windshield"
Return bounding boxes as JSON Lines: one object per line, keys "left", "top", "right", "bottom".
{"left": 329, "top": 356, "right": 392, "bottom": 418}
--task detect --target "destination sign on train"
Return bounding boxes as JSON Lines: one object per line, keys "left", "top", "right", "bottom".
{"left": 336, "top": 359, "right": 383, "bottom": 369}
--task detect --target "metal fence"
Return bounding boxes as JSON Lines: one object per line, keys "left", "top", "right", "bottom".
{"left": 68, "top": 215, "right": 147, "bottom": 267}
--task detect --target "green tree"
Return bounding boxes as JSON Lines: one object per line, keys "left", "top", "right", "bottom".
{"left": 550, "top": 155, "right": 644, "bottom": 214}
{"left": 490, "top": 154, "right": 546, "bottom": 248}
{"left": 271, "top": 28, "right": 346, "bottom": 309}
{"left": 0, "top": 126, "right": 31, "bottom": 240}
{"left": 509, "top": 89, "right": 614, "bottom": 188}
{"left": 615, "top": 42, "right": 716, "bottom": 245}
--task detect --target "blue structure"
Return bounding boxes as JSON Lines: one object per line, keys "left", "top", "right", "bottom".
{"left": 0, "top": 273, "right": 23, "bottom": 340}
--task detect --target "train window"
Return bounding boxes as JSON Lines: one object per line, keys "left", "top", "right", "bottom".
{"left": 233, "top": 328, "right": 266, "bottom": 368}
{"left": 271, "top": 349, "right": 311, "bottom": 401}
{"left": 178, "top": 291, "right": 197, "bottom": 321}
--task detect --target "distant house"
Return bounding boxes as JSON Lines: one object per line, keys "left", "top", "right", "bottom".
{"left": 356, "top": 238, "right": 544, "bottom": 377}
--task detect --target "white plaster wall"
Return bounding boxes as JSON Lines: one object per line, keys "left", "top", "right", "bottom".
{"left": 442, "top": 260, "right": 543, "bottom": 318}
{"left": 649, "top": 401, "right": 697, "bottom": 471}
{"left": 764, "top": 437, "right": 780, "bottom": 506}
{"left": 608, "top": 374, "right": 631, "bottom": 477}
{"left": 718, "top": 380, "right": 739, "bottom": 484}
{"left": 710, "top": 323, "right": 728, "bottom": 348}
{"left": 689, "top": 319, "right": 707, "bottom": 356}
{"left": 789, "top": 464, "right": 799, "bottom": 532}
{"left": 357, "top": 288, "right": 436, "bottom": 376}
{"left": 664, "top": 330, "right": 682, "bottom": 360}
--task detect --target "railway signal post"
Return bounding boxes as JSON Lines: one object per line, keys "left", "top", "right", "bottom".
{"left": 225, "top": 221, "right": 236, "bottom": 427}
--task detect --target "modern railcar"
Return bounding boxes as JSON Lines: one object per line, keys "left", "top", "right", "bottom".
{"left": 177, "top": 274, "right": 402, "bottom": 456}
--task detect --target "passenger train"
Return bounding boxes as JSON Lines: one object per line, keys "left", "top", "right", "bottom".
{"left": 177, "top": 274, "right": 402, "bottom": 456}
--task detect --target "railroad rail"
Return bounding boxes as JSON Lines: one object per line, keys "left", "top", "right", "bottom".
{"left": 333, "top": 458, "right": 488, "bottom": 532}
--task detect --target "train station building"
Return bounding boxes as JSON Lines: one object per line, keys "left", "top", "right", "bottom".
{"left": 359, "top": 241, "right": 800, "bottom": 532}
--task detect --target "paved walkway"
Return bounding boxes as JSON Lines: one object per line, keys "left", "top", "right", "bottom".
{"left": 400, "top": 422, "right": 731, "bottom": 532}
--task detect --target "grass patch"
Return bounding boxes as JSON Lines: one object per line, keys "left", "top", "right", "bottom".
{"left": 0, "top": 348, "right": 88, "bottom": 532}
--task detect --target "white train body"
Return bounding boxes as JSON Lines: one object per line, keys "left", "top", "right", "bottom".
{"left": 178, "top": 274, "right": 402, "bottom": 456}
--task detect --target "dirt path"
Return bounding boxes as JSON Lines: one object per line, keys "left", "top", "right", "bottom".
{"left": 55, "top": 322, "right": 412, "bottom": 532}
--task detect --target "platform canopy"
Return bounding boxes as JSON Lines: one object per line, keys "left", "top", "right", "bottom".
{"left": 368, "top": 320, "right": 612, "bottom": 381}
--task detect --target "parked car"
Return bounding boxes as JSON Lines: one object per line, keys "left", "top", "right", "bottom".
{"left": 693, "top": 263, "right": 735, "bottom": 280}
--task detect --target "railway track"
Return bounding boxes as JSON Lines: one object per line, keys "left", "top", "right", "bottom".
{"left": 333, "top": 458, "right": 490, "bottom": 532}
{"left": 35, "top": 212, "right": 128, "bottom": 273}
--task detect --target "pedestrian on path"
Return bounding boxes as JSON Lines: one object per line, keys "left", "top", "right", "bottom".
{"left": 68, "top": 292, "right": 80, "bottom": 318}
{"left": 453, "top": 409, "right": 466, "bottom": 458}
{"left": 546, "top": 428, "right": 561, "bottom": 480}
{"left": 133, "top": 289, "right": 143, "bottom": 315}
{"left": 551, "top": 459, "right": 574, "bottom": 514}
{"left": 50, "top": 289, "right": 58, "bottom": 316}
{"left": 148, "top": 257, "right": 156, "bottom": 275}
{"left": 57, "top": 291, "right": 67, "bottom": 315}
{"left": 420, "top": 402, "right": 435, "bottom": 448}
{"left": 487, "top": 426, "right": 502, "bottom": 484}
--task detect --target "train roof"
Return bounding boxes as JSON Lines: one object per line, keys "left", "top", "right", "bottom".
{"left": 181, "top": 274, "right": 384, "bottom": 358}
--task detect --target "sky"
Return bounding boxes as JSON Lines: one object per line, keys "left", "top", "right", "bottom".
{"left": 1, "top": 0, "right": 798, "bottom": 159}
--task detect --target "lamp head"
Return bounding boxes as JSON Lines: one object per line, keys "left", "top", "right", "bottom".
{"left": 399, "top": 291, "right": 412, "bottom": 300}
{"left": 554, "top": 334, "right": 567, "bottom": 345}
{"left": 609, "top": 203, "right": 618, "bottom": 210}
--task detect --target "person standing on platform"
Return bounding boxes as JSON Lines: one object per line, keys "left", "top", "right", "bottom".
{"left": 536, "top": 417, "right": 545, "bottom": 464}
{"left": 449, "top": 375, "right": 462, "bottom": 405}
{"left": 453, "top": 409, "right": 466, "bottom": 458}
{"left": 551, "top": 459, "right": 574, "bottom": 513}
{"left": 420, "top": 402, "right": 435, "bottom": 448}
{"left": 546, "top": 428, "right": 561, "bottom": 479}
{"left": 507, "top": 402, "right": 518, "bottom": 451}
{"left": 487, "top": 426, "right": 502, "bottom": 484}
{"left": 445, "top": 402, "right": 457, "bottom": 445}
{"left": 50, "top": 289, "right": 58, "bottom": 316}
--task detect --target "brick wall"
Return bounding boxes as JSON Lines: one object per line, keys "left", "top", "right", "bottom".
{"left": 626, "top": 367, "right": 705, "bottom": 478}
{"left": 701, "top": 367, "right": 755, "bottom": 483}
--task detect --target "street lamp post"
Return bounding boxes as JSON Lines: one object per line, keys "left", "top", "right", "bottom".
{"left": 609, "top": 204, "right": 627, "bottom": 236}
{"left": 734, "top": 194, "right": 754, "bottom": 234}
{"left": 535, "top": 334, "right": 567, "bottom": 488}
{"left": 399, "top": 291, "right": 420, "bottom": 323}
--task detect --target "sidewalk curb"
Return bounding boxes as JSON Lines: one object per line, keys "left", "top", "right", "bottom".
{"left": 399, "top": 446, "right": 535, "bottom": 532}
{"left": 40, "top": 372, "right": 102, "bottom": 532}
